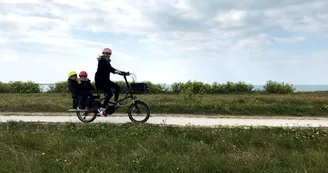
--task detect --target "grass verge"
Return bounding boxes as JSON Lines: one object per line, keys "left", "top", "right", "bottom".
{"left": 1, "top": 92, "right": 328, "bottom": 116}
{"left": 0, "top": 122, "right": 328, "bottom": 172}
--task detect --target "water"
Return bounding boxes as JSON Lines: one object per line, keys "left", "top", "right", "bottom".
{"left": 254, "top": 85, "right": 328, "bottom": 92}
{"left": 39, "top": 84, "right": 328, "bottom": 92}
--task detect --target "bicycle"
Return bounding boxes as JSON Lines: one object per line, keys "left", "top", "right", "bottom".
{"left": 68, "top": 72, "right": 151, "bottom": 123}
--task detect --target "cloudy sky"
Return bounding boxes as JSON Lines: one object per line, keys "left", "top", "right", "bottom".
{"left": 1, "top": 0, "right": 328, "bottom": 85}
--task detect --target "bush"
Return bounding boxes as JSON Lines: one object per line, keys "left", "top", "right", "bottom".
{"left": 0, "top": 81, "right": 41, "bottom": 93}
{"left": 210, "top": 82, "right": 226, "bottom": 93}
{"left": 48, "top": 81, "right": 68, "bottom": 93}
{"left": 7, "top": 81, "right": 41, "bottom": 93}
{"left": 170, "top": 82, "right": 186, "bottom": 93}
{"left": 210, "top": 81, "right": 254, "bottom": 93}
{"left": 224, "top": 81, "right": 254, "bottom": 93}
{"left": 181, "top": 86, "right": 202, "bottom": 106}
{"left": 143, "top": 81, "right": 169, "bottom": 94}
{"left": 181, "top": 81, "right": 211, "bottom": 94}
{"left": 180, "top": 81, "right": 209, "bottom": 105}
{"left": 0, "top": 82, "right": 10, "bottom": 93}
{"left": 263, "top": 80, "right": 295, "bottom": 94}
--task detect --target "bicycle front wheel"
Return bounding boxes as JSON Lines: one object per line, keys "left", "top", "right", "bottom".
{"left": 127, "top": 100, "right": 151, "bottom": 123}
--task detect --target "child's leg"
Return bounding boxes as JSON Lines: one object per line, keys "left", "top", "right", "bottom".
{"left": 78, "top": 93, "right": 87, "bottom": 109}
{"left": 86, "top": 92, "right": 94, "bottom": 109}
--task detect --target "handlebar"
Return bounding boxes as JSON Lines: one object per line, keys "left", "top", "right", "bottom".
{"left": 119, "top": 71, "right": 136, "bottom": 82}
{"left": 120, "top": 71, "right": 130, "bottom": 76}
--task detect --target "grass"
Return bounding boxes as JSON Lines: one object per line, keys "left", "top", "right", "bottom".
{"left": 1, "top": 92, "right": 328, "bottom": 116}
{"left": 0, "top": 122, "right": 328, "bottom": 172}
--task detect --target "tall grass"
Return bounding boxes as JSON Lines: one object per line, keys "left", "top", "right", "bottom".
{"left": 1, "top": 92, "right": 328, "bottom": 116}
{"left": 0, "top": 122, "right": 328, "bottom": 172}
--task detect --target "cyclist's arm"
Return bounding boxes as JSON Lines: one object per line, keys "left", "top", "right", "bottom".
{"left": 108, "top": 63, "right": 116, "bottom": 74}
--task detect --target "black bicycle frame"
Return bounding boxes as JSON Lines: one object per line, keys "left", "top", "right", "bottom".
{"left": 96, "top": 74, "right": 136, "bottom": 104}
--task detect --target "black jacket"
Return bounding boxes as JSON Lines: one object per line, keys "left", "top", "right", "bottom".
{"left": 67, "top": 78, "right": 82, "bottom": 98}
{"left": 94, "top": 57, "right": 116, "bottom": 90}
{"left": 80, "top": 79, "right": 95, "bottom": 92}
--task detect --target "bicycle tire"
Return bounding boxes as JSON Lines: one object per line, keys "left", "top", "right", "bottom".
{"left": 127, "top": 100, "right": 151, "bottom": 123}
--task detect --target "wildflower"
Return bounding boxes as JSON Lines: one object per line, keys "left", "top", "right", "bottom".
{"left": 41, "top": 152, "right": 45, "bottom": 155}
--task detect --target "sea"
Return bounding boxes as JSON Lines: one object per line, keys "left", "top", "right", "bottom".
{"left": 39, "top": 83, "right": 328, "bottom": 93}
{"left": 253, "top": 85, "right": 328, "bottom": 92}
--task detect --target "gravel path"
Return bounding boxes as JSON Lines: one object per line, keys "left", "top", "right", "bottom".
{"left": 1, "top": 113, "right": 328, "bottom": 127}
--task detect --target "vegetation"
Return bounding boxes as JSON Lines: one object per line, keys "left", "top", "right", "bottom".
{"left": 0, "top": 81, "right": 41, "bottom": 93}
{"left": 0, "top": 80, "right": 326, "bottom": 116}
{"left": 264, "top": 80, "right": 295, "bottom": 94}
{"left": 1, "top": 122, "right": 328, "bottom": 172}
{"left": 1, "top": 92, "right": 328, "bottom": 116}
{"left": 0, "top": 80, "right": 297, "bottom": 94}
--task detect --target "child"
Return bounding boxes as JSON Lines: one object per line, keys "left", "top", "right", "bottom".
{"left": 67, "top": 71, "right": 82, "bottom": 109}
{"left": 77, "top": 71, "right": 95, "bottom": 110}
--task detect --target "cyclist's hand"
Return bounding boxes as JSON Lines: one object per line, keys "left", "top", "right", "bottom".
{"left": 115, "top": 70, "right": 123, "bottom": 75}
{"left": 121, "top": 71, "right": 130, "bottom": 76}
{"left": 115, "top": 70, "right": 130, "bottom": 76}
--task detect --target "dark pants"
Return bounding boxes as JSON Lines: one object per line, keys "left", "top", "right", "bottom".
{"left": 103, "top": 81, "right": 120, "bottom": 107}
{"left": 78, "top": 91, "right": 94, "bottom": 109}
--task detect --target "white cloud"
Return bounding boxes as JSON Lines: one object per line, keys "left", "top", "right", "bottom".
{"left": 216, "top": 10, "right": 247, "bottom": 26}
{"left": 1, "top": 0, "right": 328, "bottom": 85}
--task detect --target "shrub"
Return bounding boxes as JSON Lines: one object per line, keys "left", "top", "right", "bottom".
{"left": 170, "top": 82, "right": 186, "bottom": 93}
{"left": 182, "top": 81, "right": 211, "bottom": 94}
{"left": 263, "top": 80, "right": 295, "bottom": 94}
{"left": 7, "top": 81, "right": 41, "bottom": 93}
{"left": 181, "top": 81, "right": 206, "bottom": 105}
{"left": 0, "top": 82, "right": 10, "bottom": 93}
{"left": 143, "top": 81, "right": 169, "bottom": 94}
{"left": 210, "top": 81, "right": 254, "bottom": 93}
{"left": 47, "top": 81, "right": 68, "bottom": 93}
{"left": 224, "top": 81, "right": 254, "bottom": 93}
{"left": 210, "top": 82, "right": 226, "bottom": 93}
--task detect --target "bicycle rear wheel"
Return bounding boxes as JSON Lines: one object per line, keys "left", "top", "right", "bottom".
{"left": 127, "top": 100, "right": 150, "bottom": 123}
{"left": 76, "top": 111, "right": 97, "bottom": 123}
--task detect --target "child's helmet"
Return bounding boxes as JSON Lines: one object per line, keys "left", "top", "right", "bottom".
{"left": 79, "top": 71, "right": 88, "bottom": 77}
{"left": 68, "top": 71, "right": 77, "bottom": 78}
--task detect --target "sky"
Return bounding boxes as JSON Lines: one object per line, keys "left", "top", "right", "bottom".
{"left": 1, "top": 0, "right": 328, "bottom": 85}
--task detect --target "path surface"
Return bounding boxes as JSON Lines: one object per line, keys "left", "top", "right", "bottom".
{"left": 1, "top": 113, "right": 328, "bottom": 127}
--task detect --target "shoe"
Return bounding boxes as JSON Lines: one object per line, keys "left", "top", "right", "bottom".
{"left": 102, "top": 110, "right": 107, "bottom": 116}
{"left": 97, "top": 107, "right": 107, "bottom": 117}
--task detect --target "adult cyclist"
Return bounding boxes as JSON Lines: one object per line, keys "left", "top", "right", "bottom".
{"left": 94, "top": 48, "right": 128, "bottom": 114}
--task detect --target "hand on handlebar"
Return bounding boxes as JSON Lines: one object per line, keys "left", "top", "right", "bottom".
{"left": 120, "top": 71, "right": 130, "bottom": 76}
{"left": 115, "top": 70, "right": 130, "bottom": 76}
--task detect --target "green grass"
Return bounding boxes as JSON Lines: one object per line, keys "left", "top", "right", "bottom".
{"left": 1, "top": 92, "right": 328, "bottom": 116}
{"left": 0, "top": 122, "right": 328, "bottom": 172}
